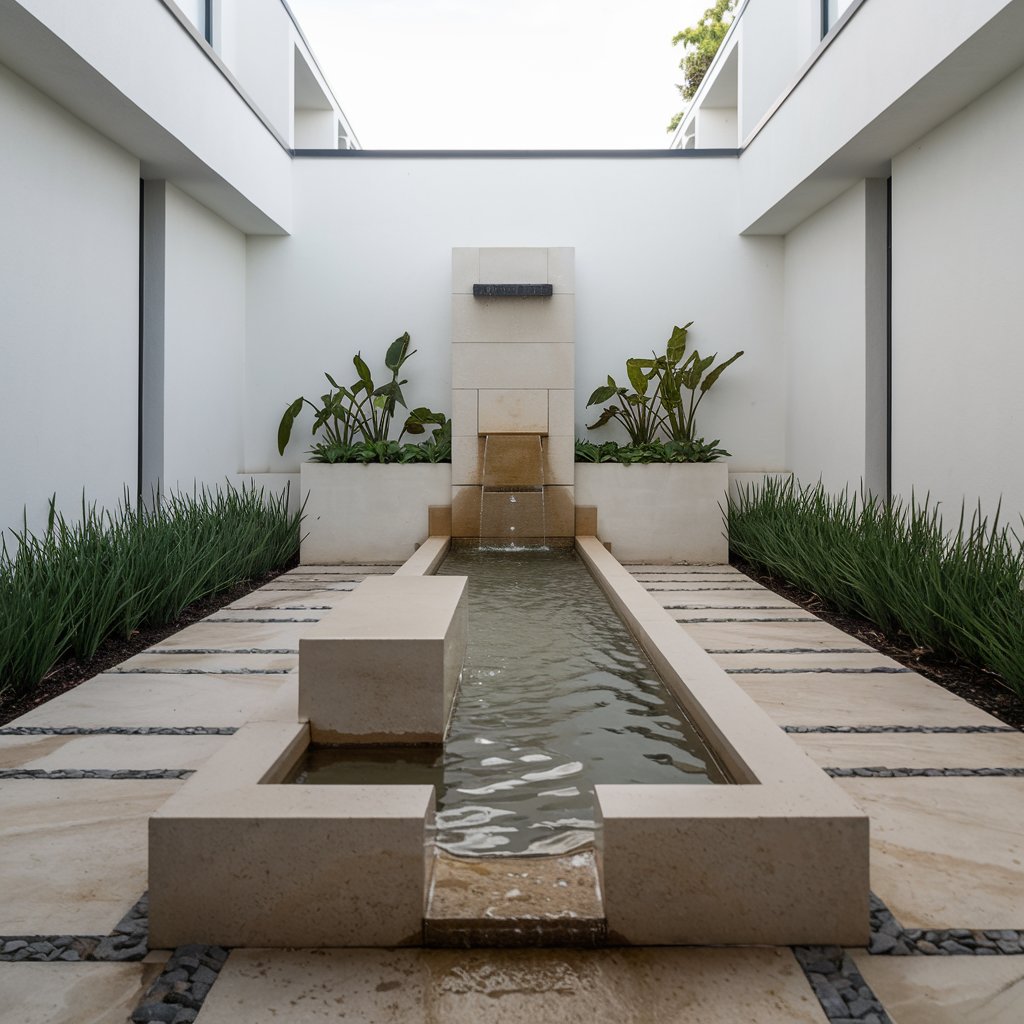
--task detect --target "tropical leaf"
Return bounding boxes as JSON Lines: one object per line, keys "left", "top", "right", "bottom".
{"left": 587, "top": 384, "right": 618, "bottom": 406}
{"left": 700, "top": 349, "right": 744, "bottom": 392}
{"left": 666, "top": 322, "right": 692, "bottom": 367}
{"left": 385, "top": 332, "right": 411, "bottom": 371}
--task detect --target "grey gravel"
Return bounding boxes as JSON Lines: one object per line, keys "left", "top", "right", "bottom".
{"left": 826, "top": 766, "right": 1024, "bottom": 778}
{"left": 795, "top": 946, "right": 893, "bottom": 1023}
{"left": 132, "top": 943, "right": 230, "bottom": 1024}
{"left": 0, "top": 769, "right": 194, "bottom": 780}
{"left": 727, "top": 667, "right": 912, "bottom": 675}
{"left": 784, "top": 725, "right": 1017, "bottom": 734}
{"left": 0, "top": 726, "right": 236, "bottom": 735}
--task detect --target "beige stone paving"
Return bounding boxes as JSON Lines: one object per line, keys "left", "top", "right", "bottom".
{"left": 0, "top": 962, "right": 163, "bottom": 1024}
{"left": 621, "top": 564, "right": 742, "bottom": 574}
{"left": 12, "top": 673, "right": 286, "bottom": 728}
{"left": 711, "top": 650, "right": 907, "bottom": 672}
{"left": 149, "top": 619, "right": 326, "bottom": 650}
{"left": 680, "top": 618, "right": 875, "bottom": 650}
{"left": 0, "top": 779, "right": 179, "bottom": 934}
{"left": 793, "top": 731, "right": 1024, "bottom": 769}
{"left": 114, "top": 651, "right": 296, "bottom": 672}
{"left": 840, "top": 777, "right": 1024, "bottom": 928}
{"left": 196, "top": 947, "right": 828, "bottom": 1024}
{"left": 225, "top": 589, "right": 344, "bottom": 611}
{"left": 0, "top": 733, "right": 227, "bottom": 771}
{"left": 851, "top": 951, "right": 1024, "bottom": 1024}
{"left": 669, "top": 607, "right": 819, "bottom": 622}
{"left": 653, "top": 590, "right": 799, "bottom": 609}
{"left": 732, "top": 672, "right": 1005, "bottom": 727}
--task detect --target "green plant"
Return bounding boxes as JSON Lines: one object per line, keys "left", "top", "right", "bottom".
{"left": 0, "top": 483, "right": 300, "bottom": 704}
{"left": 277, "top": 332, "right": 447, "bottom": 457}
{"left": 585, "top": 322, "right": 743, "bottom": 448}
{"left": 728, "top": 478, "right": 1024, "bottom": 697}
{"left": 667, "top": 0, "right": 736, "bottom": 133}
{"left": 574, "top": 438, "right": 730, "bottom": 464}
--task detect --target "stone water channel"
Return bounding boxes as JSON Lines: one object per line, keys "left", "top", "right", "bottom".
{"left": 288, "top": 549, "right": 728, "bottom": 856}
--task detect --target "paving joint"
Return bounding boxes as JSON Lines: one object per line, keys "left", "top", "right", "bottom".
{"left": 794, "top": 945, "right": 894, "bottom": 1023}
{"left": 826, "top": 766, "right": 1024, "bottom": 778}
{"left": 0, "top": 726, "right": 238, "bottom": 736}
{"left": 783, "top": 725, "right": 1019, "bottom": 734}
{"left": 868, "top": 893, "right": 1024, "bottom": 955}
{"left": 0, "top": 769, "right": 194, "bottom": 780}
{"left": 727, "top": 667, "right": 912, "bottom": 675}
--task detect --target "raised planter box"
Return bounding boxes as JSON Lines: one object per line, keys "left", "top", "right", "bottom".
{"left": 574, "top": 462, "right": 728, "bottom": 564}
{"left": 300, "top": 463, "right": 452, "bottom": 564}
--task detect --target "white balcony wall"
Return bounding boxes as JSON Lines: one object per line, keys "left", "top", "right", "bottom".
{"left": 161, "top": 185, "right": 247, "bottom": 493}
{"left": 782, "top": 180, "right": 886, "bottom": 496}
{"left": 4, "top": 0, "right": 293, "bottom": 233}
{"left": 890, "top": 63, "right": 1024, "bottom": 527}
{"left": 0, "top": 64, "right": 139, "bottom": 538}
{"left": 695, "top": 108, "right": 736, "bottom": 149}
{"left": 244, "top": 157, "right": 785, "bottom": 478}
{"left": 737, "top": 0, "right": 1023, "bottom": 234}
{"left": 737, "top": 0, "right": 820, "bottom": 140}
{"left": 219, "top": 0, "right": 293, "bottom": 143}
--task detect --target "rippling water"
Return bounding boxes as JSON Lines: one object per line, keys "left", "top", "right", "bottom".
{"left": 291, "top": 549, "right": 727, "bottom": 855}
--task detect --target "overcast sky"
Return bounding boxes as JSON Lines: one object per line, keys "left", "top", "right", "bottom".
{"left": 287, "top": 0, "right": 715, "bottom": 149}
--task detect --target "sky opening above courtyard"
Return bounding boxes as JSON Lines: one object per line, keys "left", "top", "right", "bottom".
{"left": 287, "top": 0, "right": 715, "bottom": 149}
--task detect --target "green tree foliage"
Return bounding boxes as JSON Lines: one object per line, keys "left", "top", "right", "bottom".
{"left": 667, "top": 0, "right": 736, "bottom": 133}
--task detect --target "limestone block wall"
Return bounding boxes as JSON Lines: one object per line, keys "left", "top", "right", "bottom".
{"left": 450, "top": 247, "right": 575, "bottom": 541}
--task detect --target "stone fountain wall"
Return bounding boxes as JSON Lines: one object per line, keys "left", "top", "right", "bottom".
{"left": 450, "top": 247, "right": 575, "bottom": 542}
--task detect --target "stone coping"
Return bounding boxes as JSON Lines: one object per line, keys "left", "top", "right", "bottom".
{"left": 576, "top": 536, "right": 870, "bottom": 946}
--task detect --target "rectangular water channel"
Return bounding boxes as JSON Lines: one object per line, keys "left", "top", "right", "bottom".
{"left": 288, "top": 549, "right": 728, "bottom": 857}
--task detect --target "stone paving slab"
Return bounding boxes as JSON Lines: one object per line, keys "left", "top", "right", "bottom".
{"left": 11, "top": 674, "right": 286, "bottom": 728}
{"left": 148, "top": 620, "right": 325, "bottom": 650}
{"left": 621, "top": 564, "right": 742, "bottom": 575}
{"left": 197, "top": 947, "right": 828, "bottom": 1023}
{"left": 114, "top": 651, "right": 296, "bottom": 673}
{"left": 287, "top": 565, "right": 400, "bottom": 574}
{"left": 225, "top": 590, "right": 344, "bottom": 611}
{"left": 0, "top": 779, "right": 178, "bottom": 934}
{"left": 733, "top": 672, "right": 1005, "bottom": 728}
{"left": 0, "top": 733, "right": 227, "bottom": 771}
{"left": 669, "top": 607, "right": 818, "bottom": 623}
{"left": 711, "top": 651, "right": 908, "bottom": 672}
{"left": 850, "top": 950, "right": 1024, "bottom": 1024}
{"left": 653, "top": 590, "right": 800, "bottom": 609}
{"left": 679, "top": 619, "right": 875, "bottom": 651}
{"left": 0, "top": 962, "right": 163, "bottom": 1024}
{"left": 839, "top": 777, "right": 1024, "bottom": 929}
{"left": 793, "top": 730, "right": 1024, "bottom": 770}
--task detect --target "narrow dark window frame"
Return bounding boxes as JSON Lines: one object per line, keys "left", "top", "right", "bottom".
{"left": 204, "top": 0, "right": 214, "bottom": 45}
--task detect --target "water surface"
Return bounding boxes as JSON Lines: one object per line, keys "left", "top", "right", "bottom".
{"left": 292, "top": 549, "right": 727, "bottom": 855}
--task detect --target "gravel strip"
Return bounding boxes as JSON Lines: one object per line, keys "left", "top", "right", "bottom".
{"left": 783, "top": 725, "right": 1017, "bottom": 734}
{"left": 204, "top": 616, "right": 321, "bottom": 623}
{"left": 141, "top": 648, "right": 298, "bottom": 655}
{"left": 105, "top": 668, "right": 294, "bottom": 675}
{"left": 706, "top": 648, "right": 869, "bottom": 655}
{"left": 131, "top": 943, "right": 230, "bottom": 1023}
{"left": 827, "top": 767, "right": 1024, "bottom": 778}
{"left": 795, "top": 945, "right": 893, "bottom": 1023}
{"left": 869, "top": 893, "right": 1023, "bottom": 955}
{"left": 0, "top": 726, "right": 237, "bottom": 736}
{"left": 0, "top": 769, "right": 194, "bottom": 780}
{"left": 727, "top": 667, "right": 912, "bottom": 675}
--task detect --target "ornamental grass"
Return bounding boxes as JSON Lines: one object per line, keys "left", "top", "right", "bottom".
{"left": 727, "top": 478, "right": 1024, "bottom": 697}
{"left": 0, "top": 483, "right": 300, "bottom": 701}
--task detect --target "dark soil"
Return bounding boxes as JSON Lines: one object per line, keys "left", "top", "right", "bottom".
{"left": 0, "top": 561, "right": 296, "bottom": 728}
{"left": 733, "top": 558, "right": 1024, "bottom": 732}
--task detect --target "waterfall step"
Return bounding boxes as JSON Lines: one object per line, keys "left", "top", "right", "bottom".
{"left": 424, "top": 849, "right": 607, "bottom": 948}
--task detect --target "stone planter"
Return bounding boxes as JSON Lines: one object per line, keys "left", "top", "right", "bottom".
{"left": 574, "top": 462, "right": 728, "bottom": 564}
{"left": 299, "top": 463, "right": 452, "bottom": 564}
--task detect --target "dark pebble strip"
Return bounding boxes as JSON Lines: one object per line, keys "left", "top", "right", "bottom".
{"left": 827, "top": 766, "right": 1024, "bottom": 778}
{"left": 707, "top": 648, "right": 868, "bottom": 655}
{"left": 784, "top": 725, "right": 1017, "bottom": 734}
{"left": 0, "top": 727, "right": 237, "bottom": 736}
{"left": 1, "top": 894, "right": 149, "bottom": 963}
{"left": 869, "top": 893, "right": 1024, "bottom": 955}
{"left": 727, "top": 667, "right": 912, "bottom": 675}
{"left": 204, "top": 616, "right": 321, "bottom": 623}
{"left": 106, "top": 668, "right": 294, "bottom": 675}
{"left": 224, "top": 605, "right": 331, "bottom": 611}
{"left": 0, "top": 769, "right": 194, "bottom": 780}
{"left": 642, "top": 585, "right": 764, "bottom": 591}
{"left": 131, "top": 943, "right": 230, "bottom": 1024}
{"left": 142, "top": 648, "right": 298, "bottom": 655}
{"left": 257, "top": 584, "right": 356, "bottom": 591}
{"left": 675, "top": 616, "right": 817, "bottom": 623}
{"left": 795, "top": 945, "right": 894, "bottom": 1023}
{"left": 663, "top": 604, "right": 801, "bottom": 610}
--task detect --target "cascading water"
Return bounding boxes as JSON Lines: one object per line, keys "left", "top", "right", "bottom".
{"left": 478, "top": 434, "right": 546, "bottom": 549}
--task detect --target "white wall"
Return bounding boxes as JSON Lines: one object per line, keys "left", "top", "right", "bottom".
{"left": 738, "top": 0, "right": 820, "bottom": 140}
{"left": 0, "top": 64, "right": 140, "bottom": 538}
{"left": 891, "top": 64, "right": 1024, "bottom": 527}
{"left": 782, "top": 180, "right": 886, "bottom": 495}
{"left": 244, "top": 157, "right": 786, "bottom": 477}
{"left": 161, "top": 185, "right": 247, "bottom": 492}
{"left": 219, "top": 0, "right": 293, "bottom": 143}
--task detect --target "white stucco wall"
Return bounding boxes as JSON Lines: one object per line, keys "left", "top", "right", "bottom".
{"left": 891, "top": 63, "right": 1024, "bottom": 527}
{"left": 0, "top": 63, "right": 140, "bottom": 538}
{"left": 783, "top": 181, "right": 874, "bottom": 493}
{"left": 244, "top": 157, "right": 786, "bottom": 478}
{"left": 160, "top": 185, "right": 247, "bottom": 492}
